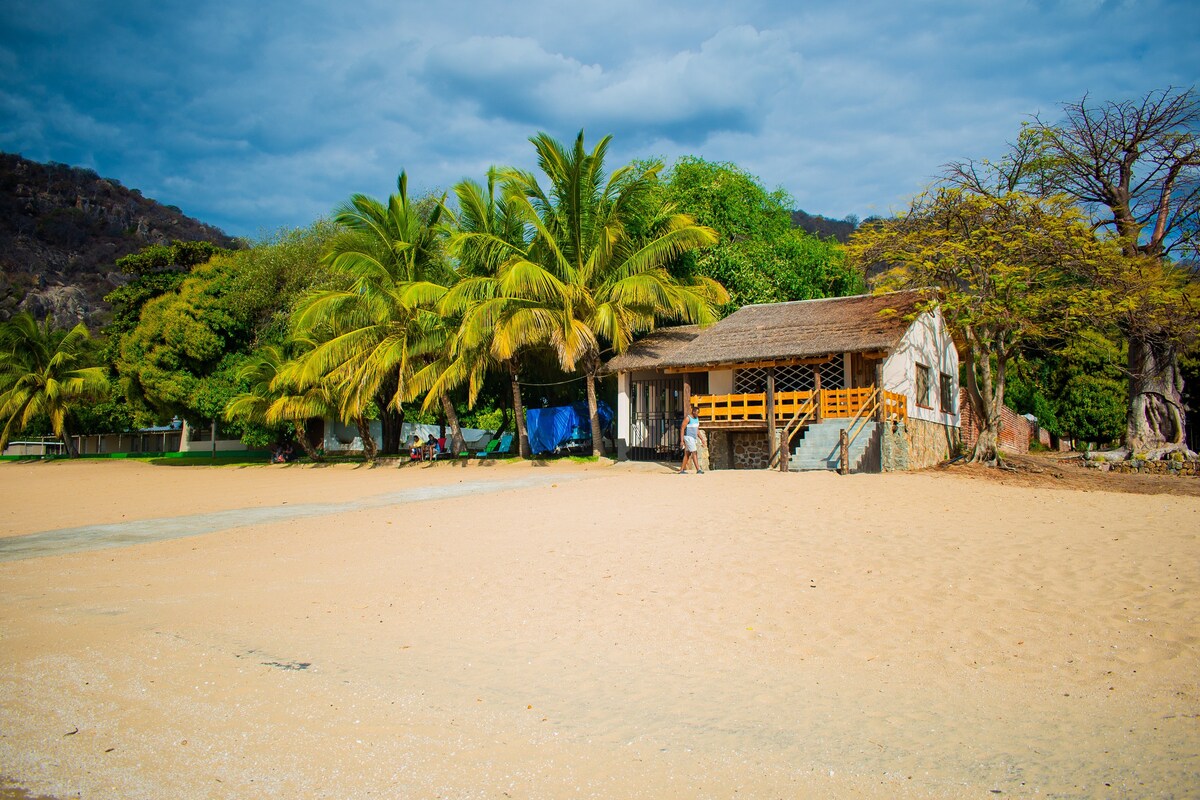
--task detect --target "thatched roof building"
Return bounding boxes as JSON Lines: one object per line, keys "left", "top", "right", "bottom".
{"left": 605, "top": 291, "right": 926, "bottom": 373}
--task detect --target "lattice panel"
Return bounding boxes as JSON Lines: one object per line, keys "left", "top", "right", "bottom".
{"left": 734, "top": 367, "right": 767, "bottom": 393}
{"left": 775, "top": 363, "right": 813, "bottom": 393}
{"left": 735, "top": 361, "right": 844, "bottom": 393}
{"left": 819, "top": 358, "right": 845, "bottom": 390}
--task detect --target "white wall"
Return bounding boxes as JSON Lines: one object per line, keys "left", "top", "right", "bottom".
{"left": 323, "top": 420, "right": 492, "bottom": 454}
{"left": 616, "top": 371, "right": 631, "bottom": 460}
{"left": 881, "top": 308, "right": 960, "bottom": 426}
{"left": 708, "top": 369, "right": 734, "bottom": 394}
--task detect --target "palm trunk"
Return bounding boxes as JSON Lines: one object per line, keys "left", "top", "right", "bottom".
{"left": 355, "top": 415, "right": 378, "bottom": 462}
{"left": 376, "top": 377, "right": 404, "bottom": 455}
{"left": 60, "top": 418, "right": 79, "bottom": 458}
{"left": 584, "top": 357, "right": 605, "bottom": 457}
{"left": 507, "top": 359, "right": 530, "bottom": 458}
{"left": 293, "top": 422, "right": 323, "bottom": 462}
{"left": 439, "top": 392, "right": 467, "bottom": 455}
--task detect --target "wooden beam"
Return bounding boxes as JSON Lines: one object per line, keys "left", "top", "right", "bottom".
{"left": 663, "top": 355, "right": 833, "bottom": 373}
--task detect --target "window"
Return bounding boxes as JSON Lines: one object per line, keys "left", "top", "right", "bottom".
{"left": 940, "top": 372, "right": 955, "bottom": 413}
{"left": 915, "top": 363, "right": 931, "bottom": 408}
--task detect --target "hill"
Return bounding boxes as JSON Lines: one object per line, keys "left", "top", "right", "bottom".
{"left": 0, "top": 153, "right": 239, "bottom": 329}
{"left": 791, "top": 209, "right": 858, "bottom": 242}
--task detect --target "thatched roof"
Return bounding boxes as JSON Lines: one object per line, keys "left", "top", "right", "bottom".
{"left": 603, "top": 325, "right": 700, "bottom": 374}
{"left": 605, "top": 291, "right": 928, "bottom": 373}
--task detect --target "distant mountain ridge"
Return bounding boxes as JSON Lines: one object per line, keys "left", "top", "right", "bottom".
{"left": 0, "top": 153, "right": 239, "bottom": 329}
{"left": 790, "top": 209, "right": 858, "bottom": 242}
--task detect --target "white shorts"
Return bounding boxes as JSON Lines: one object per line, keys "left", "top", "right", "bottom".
{"left": 683, "top": 435, "right": 699, "bottom": 453}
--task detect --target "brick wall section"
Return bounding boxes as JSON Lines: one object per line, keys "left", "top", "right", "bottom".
{"left": 958, "top": 389, "right": 1031, "bottom": 454}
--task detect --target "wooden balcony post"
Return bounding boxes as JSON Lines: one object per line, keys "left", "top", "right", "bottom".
{"left": 874, "top": 364, "right": 885, "bottom": 422}
{"left": 839, "top": 428, "right": 849, "bottom": 475}
{"left": 813, "top": 366, "right": 822, "bottom": 421}
{"left": 765, "top": 368, "right": 777, "bottom": 467}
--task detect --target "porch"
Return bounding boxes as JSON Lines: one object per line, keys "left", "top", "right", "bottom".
{"left": 691, "top": 387, "right": 907, "bottom": 427}
{"left": 691, "top": 387, "right": 908, "bottom": 473}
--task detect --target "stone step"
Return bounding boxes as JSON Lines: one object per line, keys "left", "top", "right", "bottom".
{"left": 791, "top": 420, "right": 878, "bottom": 472}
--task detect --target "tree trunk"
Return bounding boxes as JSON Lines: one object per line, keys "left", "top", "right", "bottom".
{"left": 375, "top": 374, "right": 404, "bottom": 455}
{"left": 584, "top": 358, "right": 605, "bottom": 457}
{"left": 60, "top": 418, "right": 79, "bottom": 458}
{"left": 507, "top": 359, "right": 530, "bottom": 459}
{"left": 355, "top": 415, "right": 378, "bottom": 462}
{"left": 1125, "top": 334, "right": 1186, "bottom": 453}
{"left": 439, "top": 392, "right": 467, "bottom": 455}
{"left": 962, "top": 335, "right": 1004, "bottom": 465}
{"left": 292, "top": 421, "right": 324, "bottom": 462}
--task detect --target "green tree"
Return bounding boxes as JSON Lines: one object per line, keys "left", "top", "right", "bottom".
{"left": 433, "top": 170, "right": 542, "bottom": 458}
{"left": 0, "top": 313, "right": 109, "bottom": 456}
{"left": 1030, "top": 88, "right": 1200, "bottom": 455}
{"left": 293, "top": 175, "right": 461, "bottom": 458}
{"left": 1008, "top": 330, "right": 1127, "bottom": 446}
{"left": 114, "top": 224, "right": 335, "bottom": 428}
{"left": 849, "top": 189, "right": 1114, "bottom": 463}
{"left": 655, "top": 157, "right": 862, "bottom": 307}
{"left": 223, "top": 343, "right": 330, "bottom": 460}
{"left": 497, "top": 132, "right": 727, "bottom": 456}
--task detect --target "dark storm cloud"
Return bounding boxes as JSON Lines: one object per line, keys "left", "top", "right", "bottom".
{"left": 1, "top": 0, "right": 1196, "bottom": 236}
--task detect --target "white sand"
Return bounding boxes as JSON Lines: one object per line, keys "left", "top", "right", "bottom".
{"left": 0, "top": 459, "right": 1197, "bottom": 799}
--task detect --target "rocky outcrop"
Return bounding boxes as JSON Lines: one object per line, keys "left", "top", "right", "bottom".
{"left": 0, "top": 153, "right": 239, "bottom": 329}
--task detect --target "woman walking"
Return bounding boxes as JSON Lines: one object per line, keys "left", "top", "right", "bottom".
{"left": 679, "top": 404, "right": 705, "bottom": 474}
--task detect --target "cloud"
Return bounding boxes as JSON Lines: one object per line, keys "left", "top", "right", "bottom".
{"left": 425, "top": 25, "right": 802, "bottom": 143}
{"left": 2, "top": 0, "right": 1198, "bottom": 237}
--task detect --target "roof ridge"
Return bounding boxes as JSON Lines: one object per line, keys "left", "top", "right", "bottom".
{"left": 739, "top": 288, "right": 922, "bottom": 310}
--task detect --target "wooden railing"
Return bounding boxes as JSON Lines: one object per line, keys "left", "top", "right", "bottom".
{"left": 693, "top": 388, "right": 907, "bottom": 423}
{"left": 882, "top": 390, "right": 908, "bottom": 422}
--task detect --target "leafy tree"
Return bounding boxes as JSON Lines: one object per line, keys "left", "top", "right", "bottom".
{"left": 1030, "top": 87, "right": 1200, "bottom": 455}
{"left": 114, "top": 224, "right": 335, "bottom": 428}
{"left": 104, "top": 241, "right": 231, "bottom": 345}
{"left": 1008, "top": 330, "right": 1127, "bottom": 446}
{"left": 0, "top": 313, "right": 109, "bottom": 456}
{"left": 655, "top": 157, "right": 862, "bottom": 307}
{"left": 849, "top": 189, "right": 1115, "bottom": 463}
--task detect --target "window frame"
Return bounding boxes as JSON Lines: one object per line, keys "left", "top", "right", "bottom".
{"left": 939, "top": 372, "right": 955, "bottom": 413}
{"left": 915, "top": 363, "right": 932, "bottom": 409}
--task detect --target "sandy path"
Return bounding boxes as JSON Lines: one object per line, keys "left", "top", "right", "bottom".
{"left": 0, "top": 461, "right": 1197, "bottom": 799}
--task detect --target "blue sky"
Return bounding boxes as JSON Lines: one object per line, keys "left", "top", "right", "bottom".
{"left": 2, "top": 0, "right": 1197, "bottom": 239}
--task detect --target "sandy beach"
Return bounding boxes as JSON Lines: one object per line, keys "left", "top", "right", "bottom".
{"left": 0, "top": 457, "right": 1197, "bottom": 799}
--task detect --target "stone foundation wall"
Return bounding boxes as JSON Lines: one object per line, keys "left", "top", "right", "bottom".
{"left": 881, "top": 422, "right": 910, "bottom": 472}
{"left": 732, "top": 431, "right": 772, "bottom": 469}
{"left": 701, "top": 429, "right": 784, "bottom": 470}
{"left": 882, "top": 418, "right": 959, "bottom": 470}
{"left": 1083, "top": 458, "right": 1200, "bottom": 476}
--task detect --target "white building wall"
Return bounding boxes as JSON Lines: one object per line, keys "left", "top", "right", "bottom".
{"left": 616, "top": 371, "right": 631, "bottom": 460}
{"left": 881, "top": 308, "right": 960, "bottom": 427}
{"left": 708, "top": 369, "right": 734, "bottom": 394}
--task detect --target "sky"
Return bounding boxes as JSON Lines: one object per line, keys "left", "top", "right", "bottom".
{"left": 2, "top": 0, "right": 1197, "bottom": 239}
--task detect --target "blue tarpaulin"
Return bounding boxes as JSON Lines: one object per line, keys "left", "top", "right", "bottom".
{"left": 525, "top": 402, "right": 612, "bottom": 455}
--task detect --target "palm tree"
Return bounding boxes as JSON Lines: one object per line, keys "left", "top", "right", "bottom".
{"left": 431, "top": 170, "right": 543, "bottom": 458}
{"left": 0, "top": 313, "right": 109, "bottom": 457}
{"left": 499, "top": 132, "right": 727, "bottom": 455}
{"left": 293, "top": 172, "right": 465, "bottom": 457}
{"left": 223, "top": 344, "right": 330, "bottom": 461}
